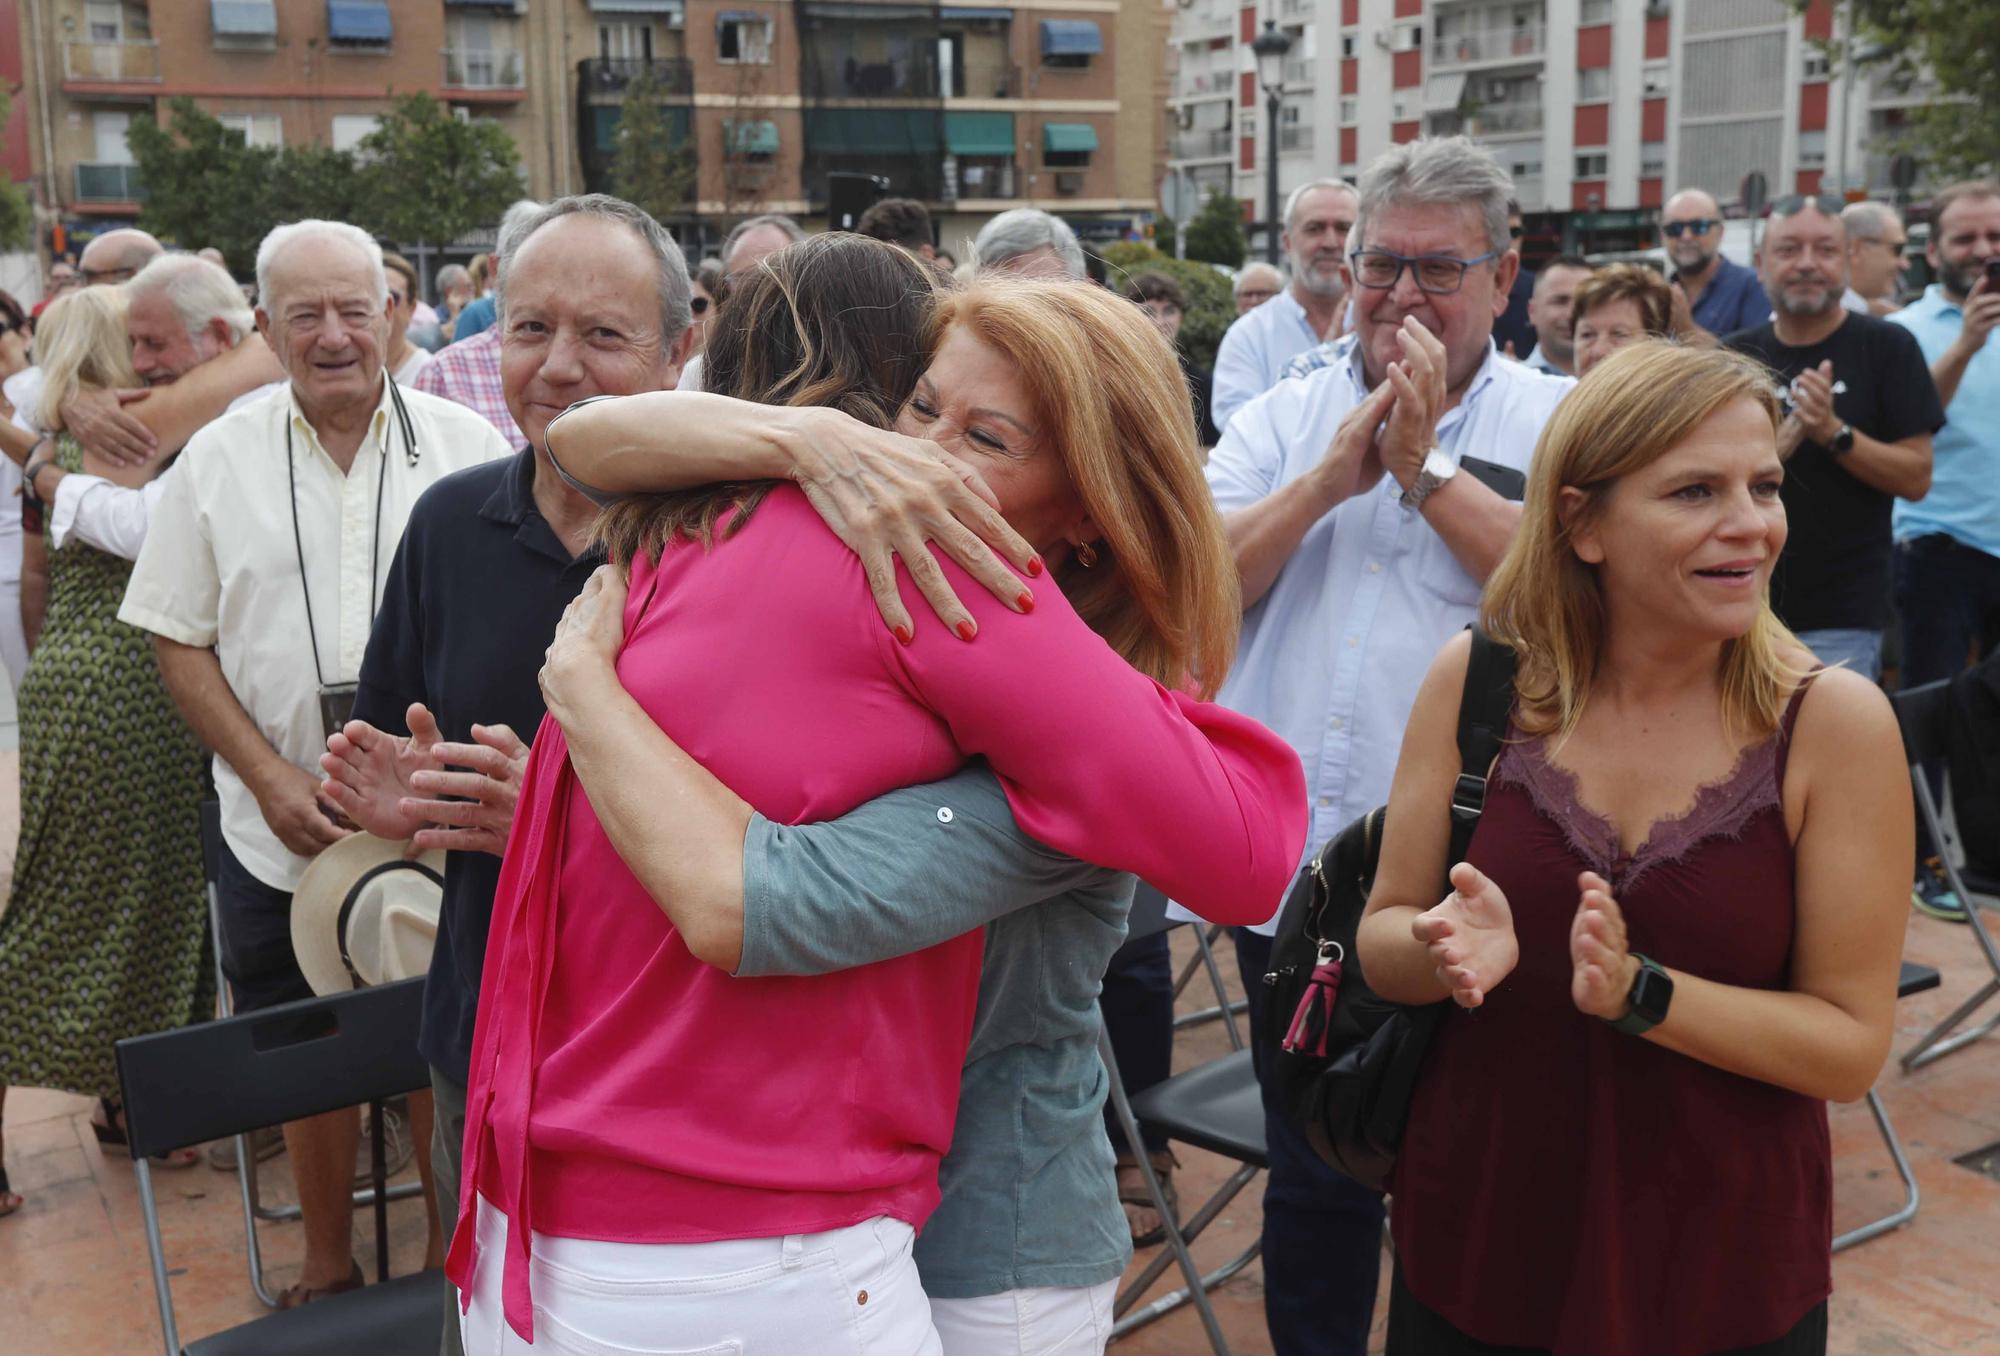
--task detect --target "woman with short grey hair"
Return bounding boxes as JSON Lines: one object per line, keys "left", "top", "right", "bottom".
{"left": 973, "top": 208, "right": 1086, "bottom": 280}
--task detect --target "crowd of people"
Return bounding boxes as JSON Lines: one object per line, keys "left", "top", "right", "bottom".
{"left": 0, "top": 130, "right": 1988, "bottom": 1356}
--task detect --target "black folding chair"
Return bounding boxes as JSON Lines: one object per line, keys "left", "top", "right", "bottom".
{"left": 116, "top": 978, "right": 446, "bottom": 1355}
{"left": 1101, "top": 884, "right": 1263, "bottom": 1355}
{"left": 1888, "top": 680, "right": 2000, "bottom": 1072}
{"left": 199, "top": 799, "right": 425, "bottom": 1306}
{"left": 1171, "top": 923, "right": 1249, "bottom": 1046}
{"left": 1833, "top": 961, "right": 1938, "bottom": 1252}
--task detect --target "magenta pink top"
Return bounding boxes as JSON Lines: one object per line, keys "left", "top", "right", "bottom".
{"left": 445, "top": 485, "right": 1307, "bottom": 1339}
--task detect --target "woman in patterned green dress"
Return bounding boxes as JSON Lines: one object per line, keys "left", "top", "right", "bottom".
{"left": 0, "top": 286, "right": 210, "bottom": 1214}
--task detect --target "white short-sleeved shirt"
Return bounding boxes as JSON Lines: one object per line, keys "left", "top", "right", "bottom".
{"left": 1202, "top": 341, "right": 1574, "bottom": 932}
{"left": 120, "top": 378, "right": 512, "bottom": 891}
{"left": 1210, "top": 291, "right": 1324, "bottom": 434}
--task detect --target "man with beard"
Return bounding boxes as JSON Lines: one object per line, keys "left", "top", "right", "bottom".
{"left": 1204, "top": 136, "right": 1569, "bottom": 1355}
{"left": 1662, "top": 188, "right": 1771, "bottom": 339}
{"left": 1725, "top": 194, "right": 1941, "bottom": 683}
{"left": 1888, "top": 179, "right": 2000, "bottom": 921}
{"left": 1211, "top": 179, "right": 1357, "bottom": 431}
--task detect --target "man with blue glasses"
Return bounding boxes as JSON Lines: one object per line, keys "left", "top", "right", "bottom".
{"left": 1662, "top": 187, "right": 1772, "bottom": 339}
{"left": 1202, "top": 136, "right": 1570, "bottom": 1356}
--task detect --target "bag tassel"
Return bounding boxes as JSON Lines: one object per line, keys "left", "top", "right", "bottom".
{"left": 1282, "top": 943, "right": 1344, "bottom": 1057}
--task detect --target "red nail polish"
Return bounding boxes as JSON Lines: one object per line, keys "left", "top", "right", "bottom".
{"left": 955, "top": 620, "right": 977, "bottom": 642}
{"left": 894, "top": 625, "right": 913, "bottom": 646}
{"left": 1026, "top": 555, "right": 1044, "bottom": 578}
{"left": 1016, "top": 592, "right": 1034, "bottom": 613}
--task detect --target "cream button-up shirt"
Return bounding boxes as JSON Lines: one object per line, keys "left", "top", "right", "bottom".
{"left": 120, "top": 378, "right": 512, "bottom": 891}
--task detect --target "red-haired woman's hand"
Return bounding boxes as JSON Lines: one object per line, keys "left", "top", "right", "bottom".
{"left": 1411, "top": 861, "right": 1518, "bottom": 1008}
{"left": 541, "top": 564, "right": 630, "bottom": 733}
{"left": 786, "top": 408, "right": 1041, "bottom": 643}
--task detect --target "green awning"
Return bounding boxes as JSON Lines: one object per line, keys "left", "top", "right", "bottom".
{"left": 1042, "top": 122, "right": 1098, "bottom": 155}
{"left": 944, "top": 111, "right": 1014, "bottom": 157}
{"left": 806, "top": 109, "right": 940, "bottom": 155}
{"left": 724, "top": 118, "right": 780, "bottom": 155}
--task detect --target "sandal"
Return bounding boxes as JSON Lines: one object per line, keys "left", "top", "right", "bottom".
{"left": 1115, "top": 1148, "right": 1180, "bottom": 1249}
{"left": 91, "top": 1098, "right": 202, "bottom": 1170}
{"left": 278, "top": 1260, "right": 364, "bottom": 1310}
{"left": 0, "top": 1165, "right": 21, "bottom": 1218}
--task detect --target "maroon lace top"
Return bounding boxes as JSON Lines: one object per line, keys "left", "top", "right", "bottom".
{"left": 1391, "top": 682, "right": 1830, "bottom": 1355}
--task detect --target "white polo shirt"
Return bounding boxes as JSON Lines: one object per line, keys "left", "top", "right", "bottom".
{"left": 120, "top": 378, "right": 511, "bottom": 891}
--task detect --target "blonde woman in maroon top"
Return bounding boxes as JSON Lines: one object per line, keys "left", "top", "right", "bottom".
{"left": 1358, "top": 341, "right": 1911, "bottom": 1355}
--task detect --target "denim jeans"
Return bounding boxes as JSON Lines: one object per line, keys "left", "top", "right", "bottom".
{"left": 1794, "top": 628, "right": 1883, "bottom": 683}
{"left": 1894, "top": 535, "right": 2000, "bottom": 862}
{"left": 1234, "top": 927, "right": 1385, "bottom": 1356}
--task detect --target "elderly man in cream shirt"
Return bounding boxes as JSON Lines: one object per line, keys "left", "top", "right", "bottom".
{"left": 120, "top": 219, "right": 510, "bottom": 1308}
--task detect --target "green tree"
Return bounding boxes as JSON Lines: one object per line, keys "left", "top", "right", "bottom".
{"left": 1797, "top": 0, "right": 2000, "bottom": 180}
{"left": 1183, "top": 190, "right": 1248, "bottom": 269}
{"left": 610, "top": 74, "right": 697, "bottom": 221}
{"left": 0, "top": 90, "right": 30, "bottom": 250}
{"left": 353, "top": 93, "right": 524, "bottom": 249}
{"left": 128, "top": 97, "right": 283, "bottom": 274}
{"left": 1099, "top": 242, "right": 1236, "bottom": 370}
{"left": 1153, "top": 213, "right": 1178, "bottom": 256}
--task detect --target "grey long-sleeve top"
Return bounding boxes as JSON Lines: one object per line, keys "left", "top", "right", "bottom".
{"left": 737, "top": 761, "right": 1137, "bottom": 1299}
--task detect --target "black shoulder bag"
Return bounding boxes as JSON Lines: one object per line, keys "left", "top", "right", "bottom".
{"left": 1257, "top": 627, "right": 1517, "bottom": 1191}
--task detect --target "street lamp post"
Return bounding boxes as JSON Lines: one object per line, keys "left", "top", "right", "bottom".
{"left": 1251, "top": 20, "right": 1293, "bottom": 265}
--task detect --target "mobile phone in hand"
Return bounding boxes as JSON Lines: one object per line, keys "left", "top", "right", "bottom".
{"left": 1985, "top": 258, "right": 2000, "bottom": 290}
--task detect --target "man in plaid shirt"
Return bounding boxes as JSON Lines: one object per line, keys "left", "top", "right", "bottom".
{"left": 415, "top": 327, "right": 523, "bottom": 450}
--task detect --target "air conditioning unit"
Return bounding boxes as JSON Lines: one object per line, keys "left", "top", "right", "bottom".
{"left": 1055, "top": 170, "right": 1085, "bottom": 194}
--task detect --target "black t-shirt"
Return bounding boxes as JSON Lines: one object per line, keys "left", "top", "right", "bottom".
{"left": 1725, "top": 312, "right": 1944, "bottom": 632}
{"left": 352, "top": 448, "right": 602, "bottom": 1083}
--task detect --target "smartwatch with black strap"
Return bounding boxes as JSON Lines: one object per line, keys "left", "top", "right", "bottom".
{"left": 1608, "top": 953, "right": 1674, "bottom": 1036}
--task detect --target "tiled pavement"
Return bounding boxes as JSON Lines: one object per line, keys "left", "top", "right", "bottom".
{"left": 1, "top": 754, "right": 1996, "bottom": 1352}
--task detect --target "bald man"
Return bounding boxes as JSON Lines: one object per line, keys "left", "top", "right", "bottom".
{"left": 1661, "top": 189, "right": 1770, "bottom": 338}
{"left": 77, "top": 227, "right": 164, "bottom": 287}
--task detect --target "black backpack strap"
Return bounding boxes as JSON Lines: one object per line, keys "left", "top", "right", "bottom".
{"left": 1448, "top": 626, "right": 1518, "bottom": 860}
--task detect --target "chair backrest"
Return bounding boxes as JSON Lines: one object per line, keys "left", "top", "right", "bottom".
{"left": 115, "top": 978, "right": 430, "bottom": 1160}
{"left": 1890, "top": 677, "right": 1951, "bottom": 767}
{"left": 1125, "top": 880, "right": 1179, "bottom": 942}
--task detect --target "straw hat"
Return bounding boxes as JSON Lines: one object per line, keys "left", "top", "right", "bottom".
{"left": 290, "top": 834, "right": 445, "bottom": 995}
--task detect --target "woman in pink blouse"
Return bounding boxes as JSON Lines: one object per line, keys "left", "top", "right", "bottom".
{"left": 448, "top": 236, "right": 1306, "bottom": 1352}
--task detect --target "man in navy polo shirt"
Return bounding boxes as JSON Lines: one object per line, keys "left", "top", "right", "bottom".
{"left": 318, "top": 194, "right": 695, "bottom": 1356}
{"left": 1663, "top": 188, "right": 1772, "bottom": 340}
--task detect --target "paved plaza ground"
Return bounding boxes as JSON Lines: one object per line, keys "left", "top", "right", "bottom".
{"left": 1, "top": 749, "right": 1997, "bottom": 1353}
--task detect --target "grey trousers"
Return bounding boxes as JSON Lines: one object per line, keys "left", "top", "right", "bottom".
{"left": 430, "top": 1066, "right": 469, "bottom": 1356}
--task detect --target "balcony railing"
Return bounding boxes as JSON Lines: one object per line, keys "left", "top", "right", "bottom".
{"left": 804, "top": 53, "right": 940, "bottom": 100}
{"left": 1171, "top": 128, "right": 1234, "bottom": 160}
{"left": 74, "top": 162, "right": 145, "bottom": 202}
{"left": 62, "top": 40, "right": 161, "bottom": 83}
{"left": 949, "top": 60, "right": 1022, "bottom": 99}
{"left": 579, "top": 57, "right": 695, "bottom": 99}
{"left": 1278, "top": 0, "right": 1313, "bottom": 19}
{"left": 1283, "top": 58, "right": 1314, "bottom": 87}
{"left": 1431, "top": 25, "right": 1546, "bottom": 67}
{"left": 1280, "top": 125, "right": 1314, "bottom": 152}
{"left": 1428, "top": 103, "right": 1544, "bottom": 137}
{"left": 443, "top": 48, "right": 525, "bottom": 90}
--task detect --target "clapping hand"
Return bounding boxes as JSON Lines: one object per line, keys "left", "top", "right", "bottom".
{"left": 321, "top": 703, "right": 446, "bottom": 846}
{"left": 1378, "top": 318, "right": 1449, "bottom": 491}
{"left": 1570, "top": 871, "right": 1640, "bottom": 1021}
{"left": 1411, "top": 862, "right": 1519, "bottom": 1009}
{"left": 1787, "top": 360, "right": 1840, "bottom": 445}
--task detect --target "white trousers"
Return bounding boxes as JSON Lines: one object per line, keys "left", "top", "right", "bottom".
{"left": 927, "top": 1282, "right": 1117, "bottom": 1356}
{"left": 460, "top": 1195, "right": 943, "bottom": 1355}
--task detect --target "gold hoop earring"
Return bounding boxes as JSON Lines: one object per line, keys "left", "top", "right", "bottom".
{"left": 1075, "top": 541, "right": 1098, "bottom": 569}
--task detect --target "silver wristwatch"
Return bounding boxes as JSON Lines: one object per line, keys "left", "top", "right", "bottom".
{"left": 1399, "top": 448, "right": 1458, "bottom": 510}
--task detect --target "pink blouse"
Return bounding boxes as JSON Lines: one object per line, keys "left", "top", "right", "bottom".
{"left": 446, "top": 486, "right": 1306, "bottom": 1339}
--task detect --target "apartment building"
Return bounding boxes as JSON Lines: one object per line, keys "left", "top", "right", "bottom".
{"left": 571, "top": 0, "right": 1167, "bottom": 252}
{"left": 17, "top": 0, "right": 563, "bottom": 222}
{"left": 11, "top": 0, "right": 1165, "bottom": 257}
{"left": 1167, "top": 0, "right": 1940, "bottom": 255}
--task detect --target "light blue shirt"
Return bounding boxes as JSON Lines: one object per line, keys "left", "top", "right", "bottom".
{"left": 1203, "top": 342, "right": 1573, "bottom": 933}
{"left": 1890, "top": 286, "right": 2000, "bottom": 556}
{"left": 1525, "top": 347, "right": 1570, "bottom": 377}
{"left": 1211, "top": 289, "right": 1325, "bottom": 433}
